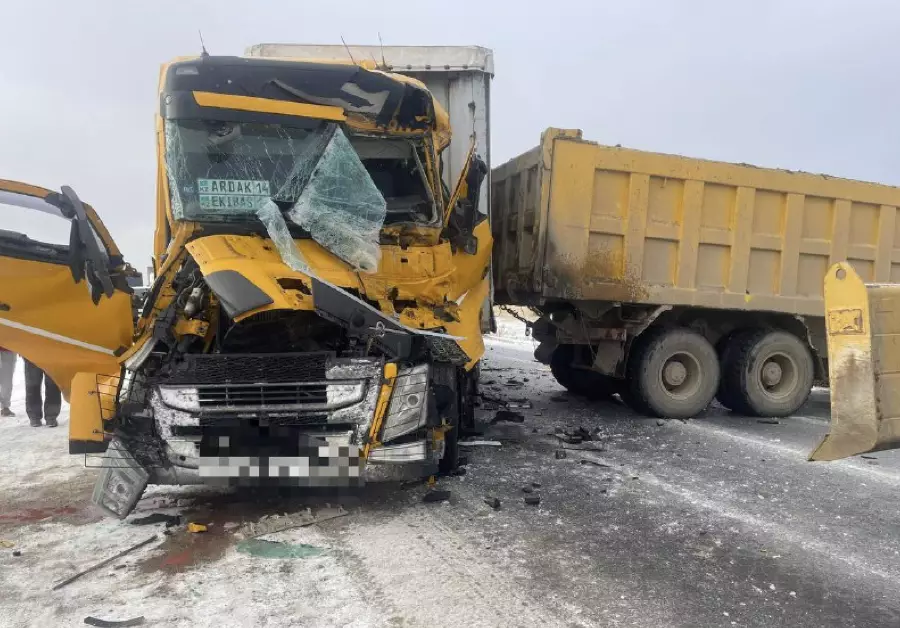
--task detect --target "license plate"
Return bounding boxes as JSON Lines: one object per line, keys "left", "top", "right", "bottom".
{"left": 197, "top": 178, "right": 270, "bottom": 211}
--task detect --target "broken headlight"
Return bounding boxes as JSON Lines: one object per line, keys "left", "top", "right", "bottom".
{"left": 380, "top": 364, "right": 429, "bottom": 443}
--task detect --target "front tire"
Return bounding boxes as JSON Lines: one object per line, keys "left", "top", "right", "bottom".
{"left": 550, "top": 344, "right": 617, "bottom": 400}
{"left": 626, "top": 328, "right": 719, "bottom": 419}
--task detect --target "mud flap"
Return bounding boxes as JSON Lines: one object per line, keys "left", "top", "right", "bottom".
{"left": 91, "top": 438, "right": 149, "bottom": 518}
{"left": 809, "top": 263, "right": 900, "bottom": 461}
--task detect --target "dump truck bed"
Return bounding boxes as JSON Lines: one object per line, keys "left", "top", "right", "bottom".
{"left": 492, "top": 129, "right": 900, "bottom": 317}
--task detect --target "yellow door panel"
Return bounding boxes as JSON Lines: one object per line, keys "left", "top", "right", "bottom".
{"left": 0, "top": 257, "right": 132, "bottom": 398}
{"left": 0, "top": 181, "right": 133, "bottom": 398}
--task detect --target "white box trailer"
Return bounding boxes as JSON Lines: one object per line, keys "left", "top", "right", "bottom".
{"left": 247, "top": 43, "right": 495, "bottom": 330}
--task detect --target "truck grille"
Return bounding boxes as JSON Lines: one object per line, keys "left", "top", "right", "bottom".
{"left": 158, "top": 353, "right": 331, "bottom": 385}
{"left": 196, "top": 383, "right": 328, "bottom": 409}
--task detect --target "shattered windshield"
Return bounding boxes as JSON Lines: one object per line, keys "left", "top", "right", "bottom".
{"left": 164, "top": 120, "right": 333, "bottom": 220}
{"left": 165, "top": 119, "right": 436, "bottom": 273}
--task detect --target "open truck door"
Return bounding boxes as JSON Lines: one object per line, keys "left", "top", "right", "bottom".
{"left": 809, "top": 262, "right": 900, "bottom": 460}
{"left": 0, "top": 180, "right": 134, "bottom": 403}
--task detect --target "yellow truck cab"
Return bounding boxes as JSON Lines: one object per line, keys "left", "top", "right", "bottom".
{"left": 0, "top": 52, "right": 492, "bottom": 517}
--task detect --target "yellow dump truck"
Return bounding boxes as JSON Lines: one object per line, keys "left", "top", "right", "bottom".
{"left": 0, "top": 51, "right": 491, "bottom": 517}
{"left": 493, "top": 128, "right": 900, "bottom": 419}
{"left": 810, "top": 262, "right": 900, "bottom": 461}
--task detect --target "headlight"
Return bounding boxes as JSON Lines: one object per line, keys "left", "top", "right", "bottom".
{"left": 381, "top": 364, "right": 429, "bottom": 443}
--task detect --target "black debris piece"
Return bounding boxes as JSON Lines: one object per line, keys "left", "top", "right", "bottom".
{"left": 861, "top": 455, "right": 878, "bottom": 460}
{"left": 83, "top": 617, "right": 146, "bottom": 628}
{"left": 550, "top": 394, "right": 568, "bottom": 402}
{"left": 557, "top": 434, "right": 583, "bottom": 445}
{"left": 579, "top": 459, "right": 611, "bottom": 468}
{"left": 449, "top": 467, "right": 467, "bottom": 477}
{"left": 524, "top": 495, "right": 541, "bottom": 506}
{"left": 483, "top": 497, "right": 501, "bottom": 509}
{"left": 555, "top": 450, "right": 567, "bottom": 460}
{"left": 656, "top": 420, "right": 666, "bottom": 426}
{"left": 522, "top": 486, "right": 534, "bottom": 494}
{"left": 423, "top": 490, "right": 451, "bottom": 503}
{"left": 491, "top": 410, "right": 525, "bottom": 424}
{"left": 129, "top": 513, "right": 182, "bottom": 527}
{"left": 757, "top": 419, "right": 780, "bottom": 425}
{"left": 12, "top": 550, "right": 21, "bottom": 557}
{"left": 599, "top": 488, "right": 608, "bottom": 494}
{"left": 531, "top": 482, "right": 542, "bottom": 488}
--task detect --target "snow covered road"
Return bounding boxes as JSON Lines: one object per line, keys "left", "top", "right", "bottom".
{"left": 2, "top": 328, "right": 899, "bottom": 627}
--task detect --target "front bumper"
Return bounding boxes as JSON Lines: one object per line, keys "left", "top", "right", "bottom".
{"left": 147, "top": 354, "right": 434, "bottom": 485}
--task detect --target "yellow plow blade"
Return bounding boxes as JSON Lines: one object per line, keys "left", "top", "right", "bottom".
{"left": 810, "top": 262, "right": 900, "bottom": 461}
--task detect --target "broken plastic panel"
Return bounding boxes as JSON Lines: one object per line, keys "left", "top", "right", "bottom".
{"left": 286, "top": 127, "right": 387, "bottom": 273}
{"left": 256, "top": 200, "right": 310, "bottom": 274}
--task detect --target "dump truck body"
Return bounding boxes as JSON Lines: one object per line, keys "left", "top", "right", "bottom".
{"left": 494, "top": 129, "right": 900, "bottom": 419}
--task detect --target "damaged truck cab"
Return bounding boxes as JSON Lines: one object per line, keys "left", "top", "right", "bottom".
{"left": 9, "top": 54, "right": 491, "bottom": 517}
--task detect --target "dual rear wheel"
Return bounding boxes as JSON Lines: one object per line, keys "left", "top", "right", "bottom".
{"left": 549, "top": 327, "right": 813, "bottom": 420}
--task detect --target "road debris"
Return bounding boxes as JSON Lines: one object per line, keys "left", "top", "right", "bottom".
{"left": 187, "top": 523, "right": 208, "bottom": 534}
{"left": 52, "top": 535, "right": 158, "bottom": 591}
{"left": 579, "top": 459, "right": 612, "bottom": 469}
{"left": 449, "top": 467, "right": 467, "bottom": 476}
{"left": 550, "top": 394, "right": 568, "bottom": 402}
{"left": 524, "top": 495, "right": 541, "bottom": 506}
{"left": 861, "top": 455, "right": 878, "bottom": 460}
{"left": 0, "top": 540, "right": 13, "bottom": 548}
{"left": 130, "top": 513, "right": 181, "bottom": 527}
{"left": 757, "top": 419, "right": 780, "bottom": 425}
{"left": 235, "top": 539, "right": 324, "bottom": 559}
{"left": 522, "top": 486, "right": 534, "bottom": 494}
{"left": 423, "top": 490, "right": 451, "bottom": 503}
{"left": 492, "top": 410, "right": 525, "bottom": 424}
{"left": 555, "top": 450, "right": 567, "bottom": 459}
{"left": 459, "top": 440, "right": 502, "bottom": 448}
{"left": 245, "top": 507, "right": 348, "bottom": 538}
{"left": 508, "top": 401, "right": 533, "bottom": 410}
{"left": 656, "top": 420, "right": 666, "bottom": 426}
{"left": 12, "top": 550, "right": 21, "bottom": 557}
{"left": 483, "top": 497, "right": 501, "bottom": 509}
{"left": 83, "top": 616, "right": 145, "bottom": 627}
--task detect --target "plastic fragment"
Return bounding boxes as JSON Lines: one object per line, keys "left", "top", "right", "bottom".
{"left": 187, "top": 523, "right": 208, "bottom": 534}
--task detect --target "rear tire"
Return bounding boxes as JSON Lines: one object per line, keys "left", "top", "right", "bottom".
{"left": 550, "top": 345, "right": 617, "bottom": 400}
{"left": 720, "top": 329, "right": 813, "bottom": 417}
{"left": 626, "top": 328, "right": 719, "bottom": 419}
{"left": 715, "top": 331, "right": 746, "bottom": 411}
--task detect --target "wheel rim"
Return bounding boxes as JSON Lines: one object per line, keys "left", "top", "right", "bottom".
{"left": 658, "top": 352, "right": 702, "bottom": 400}
{"left": 756, "top": 351, "right": 798, "bottom": 399}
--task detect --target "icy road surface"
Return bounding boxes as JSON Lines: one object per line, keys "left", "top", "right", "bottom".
{"left": 2, "top": 327, "right": 900, "bottom": 627}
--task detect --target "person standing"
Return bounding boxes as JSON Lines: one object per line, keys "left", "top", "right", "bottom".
{"left": 23, "top": 360, "right": 60, "bottom": 427}
{"left": 0, "top": 347, "right": 16, "bottom": 417}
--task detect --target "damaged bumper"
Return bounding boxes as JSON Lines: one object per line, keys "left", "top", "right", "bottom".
{"left": 142, "top": 353, "right": 433, "bottom": 485}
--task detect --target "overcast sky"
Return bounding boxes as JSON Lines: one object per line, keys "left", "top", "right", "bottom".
{"left": 2, "top": 0, "right": 898, "bottom": 272}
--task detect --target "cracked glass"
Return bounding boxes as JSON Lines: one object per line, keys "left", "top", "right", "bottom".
{"left": 165, "top": 121, "right": 389, "bottom": 273}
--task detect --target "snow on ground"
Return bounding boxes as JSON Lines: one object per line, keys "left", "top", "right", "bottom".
{"left": 3, "top": 334, "right": 900, "bottom": 627}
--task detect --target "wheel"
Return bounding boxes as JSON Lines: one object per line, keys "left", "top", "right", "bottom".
{"left": 549, "top": 344, "right": 617, "bottom": 400}
{"left": 715, "top": 331, "right": 746, "bottom": 411}
{"left": 626, "top": 328, "right": 719, "bottom": 419}
{"left": 720, "top": 329, "right": 813, "bottom": 417}
{"left": 432, "top": 365, "right": 460, "bottom": 475}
